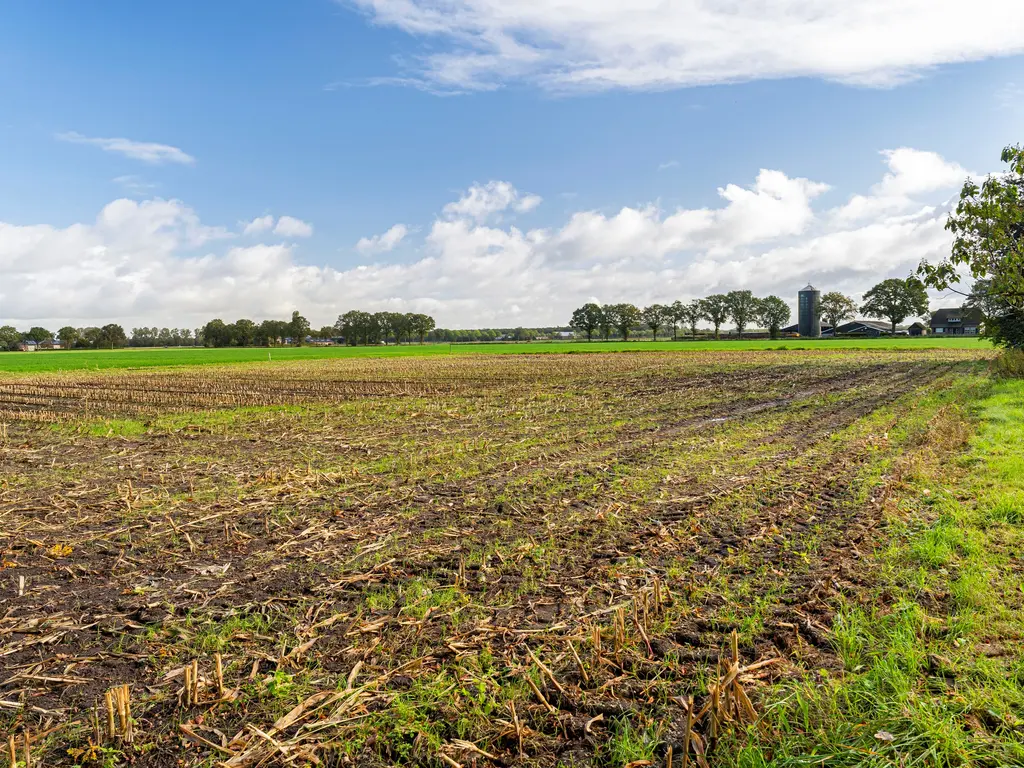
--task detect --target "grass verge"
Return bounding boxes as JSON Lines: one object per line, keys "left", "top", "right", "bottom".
{"left": 731, "top": 376, "right": 1024, "bottom": 767}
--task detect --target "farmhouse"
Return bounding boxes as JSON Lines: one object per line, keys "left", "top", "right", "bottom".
{"left": 930, "top": 307, "right": 983, "bottom": 336}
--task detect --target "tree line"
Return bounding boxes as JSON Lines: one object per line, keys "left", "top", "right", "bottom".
{"left": 0, "top": 323, "right": 128, "bottom": 351}
{"left": 568, "top": 278, "right": 933, "bottom": 342}
{"left": 201, "top": 310, "right": 439, "bottom": 348}
{"left": 334, "top": 311, "right": 436, "bottom": 346}
{"left": 569, "top": 292, "right": 793, "bottom": 341}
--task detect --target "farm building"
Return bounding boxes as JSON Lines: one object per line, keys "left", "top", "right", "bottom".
{"left": 780, "top": 323, "right": 832, "bottom": 336}
{"left": 17, "top": 339, "right": 63, "bottom": 350}
{"left": 930, "top": 307, "right": 983, "bottom": 335}
{"left": 828, "top": 320, "right": 897, "bottom": 337}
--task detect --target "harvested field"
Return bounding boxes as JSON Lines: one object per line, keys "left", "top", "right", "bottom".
{"left": 0, "top": 348, "right": 999, "bottom": 766}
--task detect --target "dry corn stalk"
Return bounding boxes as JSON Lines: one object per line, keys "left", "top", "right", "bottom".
{"left": 104, "top": 685, "right": 134, "bottom": 743}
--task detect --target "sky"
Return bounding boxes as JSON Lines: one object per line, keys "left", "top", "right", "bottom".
{"left": 1, "top": 1, "right": 1023, "bottom": 331}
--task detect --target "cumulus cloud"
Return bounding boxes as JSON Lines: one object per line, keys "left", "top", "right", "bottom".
{"left": 274, "top": 216, "right": 314, "bottom": 238}
{"left": 56, "top": 132, "right": 195, "bottom": 165}
{"left": 345, "top": 0, "right": 1024, "bottom": 93}
{"left": 240, "top": 215, "right": 314, "bottom": 238}
{"left": 517, "top": 194, "right": 543, "bottom": 213}
{"left": 356, "top": 224, "right": 409, "bottom": 254}
{"left": 442, "top": 181, "right": 542, "bottom": 222}
{"left": 242, "top": 215, "right": 276, "bottom": 235}
{"left": 0, "top": 150, "right": 966, "bottom": 329}
{"left": 831, "top": 148, "right": 969, "bottom": 225}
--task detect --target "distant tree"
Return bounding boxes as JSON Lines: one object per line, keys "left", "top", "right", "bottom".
{"left": 233, "top": 319, "right": 258, "bottom": 346}
{"left": 598, "top": 306, "right": 614, "bottom": 341}
{"left": 80, "top": 327, "right": 101, "bottom": 348}
{"left": 641, "top": 304, "right": 669, "bottom": 341}
{"left": 818, "top": 292, "right": 858, "bottom": 333}
{"left": 389, "top": 312, "right": 412, "bottom": 344}
{"left": 608, "top": 303, "right": 641, "bottom": 341}
{"left": 98, "top": 324, "right": 127, "bottom": 349}
{"left": 861, "top": 277, "right": 930, "bottom": 334}
{"left": 58, "top": 326, "right": 80, "bottom": 349}
{"left": 181, "top": 328, "right": 194, "bottom": 346}
{"left": 336, "top": 310, "right": 378, "bottom": 346}
{"left": 678, "top": 300, "right": 705, "bottom": 339}
{"left": 757, "top": 296, "right": 791, "bottom": 340}
{"left": 373, "top": 312, "right": 394, "bottom": 344}
{"left": 397, "top": 314, "right": 413, "bottom": 344}
{"left": 288, "top": 310, "right": 310, "bottom": 343}
{"left": 258, "top": 319, "right": 288, "bottom": 346}
{"left": 700, "top": 295, "right": 730, "bottom": 339}
{"left": 960, "top": 279, "right": 1001, "bottom": 317}
{"left": 0, "top": 326, "right": 20, "bottom": 351}
{"left": 203, "top": 319, "right": 231, "bottom": 348}
{"left": 409, "top": 314, "right": 436, "bottom": 343}
{"left": 24, "top": 327, "right": 52, "bottom": 343}
{"left": 918, "top": 144, "right": 1024, "bottom": 347}
{"left": 570, "top": 303, "right": 603, "bottom": 342}
{"left": 725, "top": 290, "right": 759, "bottom": 337}
{"left": 667, "top": 301, "right": 685, "bottom": 340}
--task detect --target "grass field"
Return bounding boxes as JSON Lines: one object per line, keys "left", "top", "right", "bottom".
{"left": 1, "top": 345, "right": 1021, "bottom": 768}
{"left": 0, "top": 336, "right": 991, "bottom": 373}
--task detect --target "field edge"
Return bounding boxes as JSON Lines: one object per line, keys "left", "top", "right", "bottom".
{"left": 729, "top": 375, "right": 1024, "bottom": 766}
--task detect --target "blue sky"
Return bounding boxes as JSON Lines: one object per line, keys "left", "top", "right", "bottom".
{"left": 1, "top": 1, "right": 1023, "bottom": 329}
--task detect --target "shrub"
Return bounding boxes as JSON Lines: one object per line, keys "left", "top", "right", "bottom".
{"left": 985, "top": 310, "right": 1024, "bottom": 349}
{"left": 992, "top": 349, "right": 1024, "bottom": 378}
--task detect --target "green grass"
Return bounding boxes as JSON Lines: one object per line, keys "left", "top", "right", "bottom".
{"left": 0, "top": 336, "right": 991, "bottom": 373}
{"left": 731, "top": 375, "right": 1024, "bottom": 767}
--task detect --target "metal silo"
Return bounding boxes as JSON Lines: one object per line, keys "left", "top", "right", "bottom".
{"left": 798, "top": 284, "right": 821, "bottom": 337}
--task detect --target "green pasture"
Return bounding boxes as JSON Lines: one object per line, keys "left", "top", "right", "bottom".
{"left": 0, "top": 336, "right": 991, "bottom": 373}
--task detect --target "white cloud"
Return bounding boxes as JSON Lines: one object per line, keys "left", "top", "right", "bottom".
{"left": 659, "top": 161, "right": 680, "bottom": 171}
{"left": 346, "top": 0, "right": 1024, "bottom": 93}
{"left": 241, "top": 215, "right": 314, "bottom": 238}
{"left": 516, "top": 194, "right": 543, "bottom": 213}
{"left": 274, "top": 216, "right": 314, "bottom": 238}
{"left": 56, "top": 132, "right": 195, "bottom": 165}
{"left": 0, "top": 150, "right": 966, "bottom": 330}
{"left": 442, "top": 181, "right": 541, "bottom": 222}
{"left": 243, "top": 215, "right": 276, "bottom": 236}
{"left": 831, "top": 148, "right": 969, "bottom": 225}
{"left": 356, "top": 223, "right": 409, "bottom": 254}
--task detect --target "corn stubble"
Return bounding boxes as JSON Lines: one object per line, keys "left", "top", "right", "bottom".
{"left": 0, "top": 348, "right": 991, "bottom": 766}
